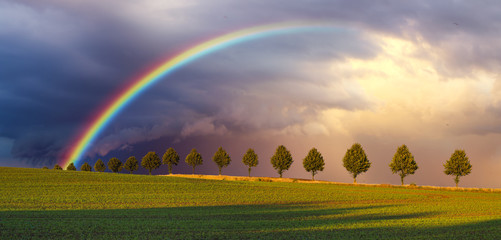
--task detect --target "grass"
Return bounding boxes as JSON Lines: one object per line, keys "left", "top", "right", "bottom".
{"left": 1, "top": 167, "right": 500, "bottom": 239}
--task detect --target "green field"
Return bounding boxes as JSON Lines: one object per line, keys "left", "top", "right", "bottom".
{"left": 1, "top": 167, "right": 500, "bottom": 239}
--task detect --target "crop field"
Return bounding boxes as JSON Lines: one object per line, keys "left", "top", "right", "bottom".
{"left": 1, "top": 167, "right": 500, "bottom": 239}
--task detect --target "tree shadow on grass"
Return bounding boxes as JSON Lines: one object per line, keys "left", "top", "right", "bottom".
{"left": 1, "top": 204, "right": 499, "bottom": 239}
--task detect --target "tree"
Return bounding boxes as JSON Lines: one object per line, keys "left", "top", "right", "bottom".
{"left": 80, "top": 162, "right": 92, "bottom": 172}
{"left": 94, "top": 159, "right": 106, "bottom": 172}
{"left": 242, "top": 148, "right": 258, "bottom": 177}
{"left": 53, "top": 164, "right": 62, "bottom": 170}
{"left": 444, "top": 149, "right": 472, "bottom": 187}
{"left": 163, "top": 148, "right": 179, "bottom": 175}
{"left": 141, "top": 152, "right": 161, "bottom": 175}
{"left": 389, "top": 145, "right": 418, "bottom": 185}
{"left": 212, "top": 147, "right": 231, "bottom": 176}
{"left": 124, "top": 156, "right": 138, "bottom": 174}
{"left": 270, "top": 145, "right": 293, "bottom": 178}
{"left": 66, "top": 163, "right": 77, "bottom": 171}
{"left": 42, "top": 166, "right": 48, "bottom": 169}
{"left": 342, "top": 143, "right": 371, "bottom": 184}
{"left": 303, "top": 148, "right": 325, "bottom": 180}
{"left": 185, "top": 148, "right": 203, "bottom": 174}
{"left": 107, "top": 157, "right": 123, "bottom": 173}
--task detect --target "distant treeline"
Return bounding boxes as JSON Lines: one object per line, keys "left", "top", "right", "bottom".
{"left": 47, "top": 143, "right": 472, "bottom": 187}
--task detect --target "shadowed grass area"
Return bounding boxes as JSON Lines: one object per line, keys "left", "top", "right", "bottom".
{"left": 1, "top": 167, "right": 500, "bottom": 239}
{"left": 1, "top": 205, "right": 499, "bottom": 239}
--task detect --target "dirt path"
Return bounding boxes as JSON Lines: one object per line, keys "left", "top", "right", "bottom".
{"left": 163, "top": 174, "right": 501, "bottom": 193}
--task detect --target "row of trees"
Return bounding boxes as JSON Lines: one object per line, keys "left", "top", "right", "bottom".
{"left": 49, "top": 143, "right": 473, "bottom": 187}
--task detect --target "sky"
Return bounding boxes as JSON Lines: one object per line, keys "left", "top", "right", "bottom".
{"left": 1, "top": 0, "right": 501, "bottom": 188}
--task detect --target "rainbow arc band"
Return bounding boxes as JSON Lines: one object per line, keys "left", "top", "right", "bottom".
{"left": 62, "top": 21, "right": 339, "bottom": 168}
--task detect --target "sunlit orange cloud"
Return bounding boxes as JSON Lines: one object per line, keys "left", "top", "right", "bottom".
{"left": 320, "top": 34, "right": 499, "bottom": 138}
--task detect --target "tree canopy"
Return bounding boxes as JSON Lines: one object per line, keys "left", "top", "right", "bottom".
{"left": 107, "top": 157, "right": 123, "bottom": 173}
{"left": 141, "top": 152, "right": 161, "bottom": 175}
{"left": 163, "top": 147, "right": 180, "bottom": 175}
{"left": 124, "top": 156, "right": 138, "bottom": 174}
{"left": 270, "top": 145, "right": 293, "bottom": 178}
{"left": 53, "top": 164, "right": 62, "bottom": 170}
{"left": 185, "top": 148, "right": 203, "bottom": 174}
{"left": 389, "top": 145, "right": 418, "bottom": 185}
{"left": 212, "top": 147, "right": 231, "bottom": 175}
{"left": 66, "top": 163, "right": 77, "bottom": 171}
{"left": 303, "top": 148, "right": 325, "bottom": 180}
{"left": 80, "top": 162, "right": 92, "bottom": 172}
{"left": 242, "top": 148, "right": 259, "bottom": 177}
{"left": 342, "top": 143, "right": 371, "bottom": 184}
{"left": 444, "top": 149, "right": 472, "bottom": 187}
{"left": 94, "top": 159, "right": 106, "bottom": 172}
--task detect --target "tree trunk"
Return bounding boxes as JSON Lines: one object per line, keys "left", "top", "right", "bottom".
{"left": 353, "top": 178, "right": 357, "bottom": 184}
{"left": 312, "top": 172, "right": 315, "bottom": 181}
{"left": 401, "top": 175, "right": 404, "bottom": 185}
{"left": 279, "top": 172, "right": 282, "bottom": 178}
{"left": 192, "top": 166, "right": 195, "bottom": 175}
{"left": 219, "top": 168, "right": 221, "bottom": 176}
{"left": 168, "top": 165, "right": 172, "bottom": 175}
{"left": 455, "top": 176, "right": 460, "bottom": 188}
{"left": 149, "top": 169, "right": 151, "bottom": 175}
{"left": 248, "top": 167, "right": 251, "bottom": 177}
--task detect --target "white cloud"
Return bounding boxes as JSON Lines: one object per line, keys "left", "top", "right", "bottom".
{"left": 317, "top": 33, "right": 501, "bottom": 138}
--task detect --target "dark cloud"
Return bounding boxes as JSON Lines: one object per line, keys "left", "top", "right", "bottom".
{"left": 10, "top": 130, "right": 65, "bottom": 166}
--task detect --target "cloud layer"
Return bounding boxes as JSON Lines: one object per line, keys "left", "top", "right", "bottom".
{"left": 1, "top": 0, "right": 501, "bottom": 187}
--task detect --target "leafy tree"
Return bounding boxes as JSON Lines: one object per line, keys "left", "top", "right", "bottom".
{"left": 66, "top": 163, "right": 77, "bottom": 171}
{"left": 107, "top": 157, "right": 123, "bottom": 173}
{"left": 163, "top": 148, "right": 180, "bottom": 175}
{"left": 389, "top": 145, "right": 418, "bottom": 185}
{"left": 212, "top": 147, "right": 231, "bottom": 175}
{"left": 242, "top": 148, "right": 258, "bottom": 177}
{"left": 270, "top": 145, "right": 293, "bottom": 178}
{"left": 141, "top": 152, "right": 161, "bottom": 175}
{"left": 42, "top": 166, "right": 48, "bottom": 169}
{"left": 185, "top": 148, "right": 203, "bottom": 174}
{"left": 303, "top": 148, "right": 325, "bottom": 180}
{"left": 53, "top": 164, "right": 62, "bottom": 170}
{"left": 124, "top": 156, "right": 138, "bottom": 174}
{"left": 94, "top": 159, "right": 106, "bottom": 172}
{"left": 342, "top": 143, "right": 371, "bottom": 184}
{"left": 80, "top": 162, "right": 92, "bottom": 172}
{"left": 444, "top": 149, "right": 472, "bottom": 187}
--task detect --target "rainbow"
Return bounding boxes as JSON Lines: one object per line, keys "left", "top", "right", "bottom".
{"left": 62, "top": 21, "right": 338, "bottom": 168}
